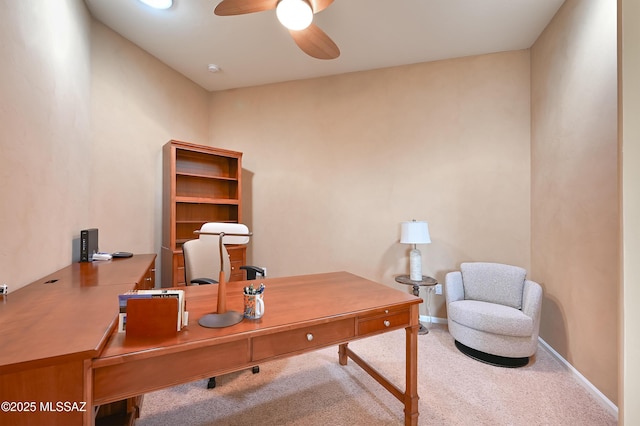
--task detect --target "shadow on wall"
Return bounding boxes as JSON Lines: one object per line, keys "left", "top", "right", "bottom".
{"left": 71, "top": 236, "right": 81, "bottom": 263}
{"left": 428, "top": 240, "right": 471, "bottom": 319}
{"left": 378, "top": 240, "right": 408, "bottom": 284}
{"left": 242, "top": 168, "right": 255, "bottom": 264}
{"left": 539, "top": 292, "right": 568, "bottom": 357}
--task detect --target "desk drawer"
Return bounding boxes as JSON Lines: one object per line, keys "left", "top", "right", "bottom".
{"left": 357, "top": 309, "right": 409, "bottom": 336}
{"left": 252, "top": 318, "right": 355, "bottom": 361}
{"left": 93, "top": 339, "right": 250, "bottom": 405}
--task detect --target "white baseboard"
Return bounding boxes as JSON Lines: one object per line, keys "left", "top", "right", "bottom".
{"left": 421, "top": 315, "right": 447, "bottom": 325}
{"left": 537, "top": 337, "right": 618, "bottom": 419}
{"left": 423, "top": 317, "right": 618, "bottom": 420}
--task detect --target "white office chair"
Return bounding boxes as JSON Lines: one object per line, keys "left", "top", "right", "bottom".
{"left": 183, "top": 223, "right": 264, "bottom": 285}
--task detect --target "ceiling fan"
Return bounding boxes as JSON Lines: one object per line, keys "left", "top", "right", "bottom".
{"left": 214, "top": 0, "right": 340, "bottom": 60}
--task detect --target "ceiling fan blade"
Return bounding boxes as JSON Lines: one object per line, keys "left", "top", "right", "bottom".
{"left": 308, "top": 0, "right": 334, "bottom": 14}
{"left": 289, "top": 23, "right": 340, "bottom": 60}
{"left": 214, "top": 0, "right": 276, "bottom": 16}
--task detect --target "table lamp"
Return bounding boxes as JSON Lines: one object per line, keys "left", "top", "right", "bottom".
{"left": 195, "top": 223, "right": 252, "bottom": 328}
{"left": 400, "top": 220, "right": 431, "bottom": 281}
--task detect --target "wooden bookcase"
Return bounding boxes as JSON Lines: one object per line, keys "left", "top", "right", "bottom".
{"left": 161, "top": 140, "right": 246, "bottom": 288}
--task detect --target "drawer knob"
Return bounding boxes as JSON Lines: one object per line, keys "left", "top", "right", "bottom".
{"left": 306, "top": 333, "right": 314, "bottom": 342}
{"left": 385, "top": 309, "right": 389, "bottom": 314}
{"left": 384, "top": 320, "right": 391, "bottom": 327}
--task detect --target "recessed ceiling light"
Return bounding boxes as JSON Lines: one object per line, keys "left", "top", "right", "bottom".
{"left": 138, "top": 0, "right": 173, "bottom": 10}
{"left": 208, "top": 64, "right": 221, "bottom": 73}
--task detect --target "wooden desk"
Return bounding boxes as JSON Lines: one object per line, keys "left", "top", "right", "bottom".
{"left": 93, "top": 272, "right": 422, "bottom": 425}
{"left": 1, "top": 264, "right": 420, "bottom": 426}
{"left": 0, "top": 255, "right": 156, "bottom": 426}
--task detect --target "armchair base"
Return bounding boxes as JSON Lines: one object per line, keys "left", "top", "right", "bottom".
{"left": 455, "top": 340, "right": 529, "bottom": 368}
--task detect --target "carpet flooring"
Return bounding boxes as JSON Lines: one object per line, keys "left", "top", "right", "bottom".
{"left": 136, "top": 324, "right": 616, "bottom": 425}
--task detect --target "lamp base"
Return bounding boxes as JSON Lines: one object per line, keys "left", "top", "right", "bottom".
{"left": 409, "top": 248, "right": 422, "bottom": 281}
{"left": 198, "top": 311, "right": 244, "bottom": 328}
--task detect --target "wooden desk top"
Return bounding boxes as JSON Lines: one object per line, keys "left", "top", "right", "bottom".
{"left": 96, "top": 271, "right": 420, "bottom": 364}
{"left": 27, "top": 254, "right": 157, "bottom": 289}
{"left": 0, "top": 255, "right": 156, "bottom": 373}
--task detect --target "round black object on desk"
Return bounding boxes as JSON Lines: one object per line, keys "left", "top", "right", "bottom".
{"left": 112, "top": 252, "right": 134, "bottom": 258}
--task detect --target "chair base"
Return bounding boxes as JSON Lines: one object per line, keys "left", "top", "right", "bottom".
{"left": 454, "top": 340, "right": 529, "bottom": 368}
{"left": 206, "top": 366, "right": 260, "bottom": 390}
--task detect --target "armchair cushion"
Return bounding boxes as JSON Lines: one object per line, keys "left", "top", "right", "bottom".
{"left": 460, "top": 262, "right": 526, "bottom": 309}
{"left": 448, "top": 300, "right": 534, "bottom": 337}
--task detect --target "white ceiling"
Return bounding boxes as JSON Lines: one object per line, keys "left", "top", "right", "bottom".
{"left": 84, "top": 0, "right": 564, "bottom": 92}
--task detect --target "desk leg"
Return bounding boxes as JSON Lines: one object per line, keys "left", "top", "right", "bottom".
{"left": 338, "top": 307, "right": 420, "bottom": 425}
{"left": 338, "top": 343, "right": 348, "bottom": 365}
{"left": 405, "top": 304, "right": 420, "bottom": 426}
{"left": 84, "top": 359, "right": 93, "bottom": 426}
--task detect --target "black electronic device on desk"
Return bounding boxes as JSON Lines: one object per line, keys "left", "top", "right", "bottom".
{"left": 80, "top": 228, "right": 99, "bottom": 262}
{"left": 112, "top": 252, "right": 134, "bottom": 258}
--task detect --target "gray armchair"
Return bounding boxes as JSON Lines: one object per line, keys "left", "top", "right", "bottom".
{"left": 445, "top": 262, "right": 543, "bottom": 367}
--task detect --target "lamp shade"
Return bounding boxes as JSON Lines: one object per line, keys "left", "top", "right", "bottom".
{"left": 400, "top": 221, "right": 431, "bottom": 244}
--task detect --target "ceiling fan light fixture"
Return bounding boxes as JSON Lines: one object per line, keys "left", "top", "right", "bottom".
{"left": 138, "top": 0, "right": 173, "bottom": 10}
{"left": 276, "top": 0, "right": 313, "bottom": 31}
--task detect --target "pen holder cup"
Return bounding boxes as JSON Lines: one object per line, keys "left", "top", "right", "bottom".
{"left": 244, "top": 293, "right": 264, "bottom": 320}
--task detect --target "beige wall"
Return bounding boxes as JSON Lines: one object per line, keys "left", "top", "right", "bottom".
{"left": 621, "top": 0, "right": 640, "bottom": 423}
{"left": 0, "top": 0, "right": 92, "bottom": 288}
{"left": 0, "top": 1, "right": 211, "bottom": 292}
{"left": 208, "top": 51, "right": 531, "bottom": 319}
{"left": 89, "top": 20, "right": 210, "bottom": 258}
{"left": 531, "top": 0, "right": 619, "bottom": 404}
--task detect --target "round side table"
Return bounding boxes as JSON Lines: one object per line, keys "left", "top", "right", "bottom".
{"left": 395, "top": 274, "right": 438, "bottom": 335}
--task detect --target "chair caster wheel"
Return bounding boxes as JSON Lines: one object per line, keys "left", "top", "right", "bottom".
{"left": 252, "top": 366, "right": 260, "bottom": 374}
{"left": 207, "top": 377, "right": 216, "bottom": 389}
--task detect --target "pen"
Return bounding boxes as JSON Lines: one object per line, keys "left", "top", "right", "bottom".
{"left": 243, "top": 283, "right": 265, "bottom": 295}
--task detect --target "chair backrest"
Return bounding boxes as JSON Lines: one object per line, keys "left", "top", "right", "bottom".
{"left": 460, "top": 262, "right": 527, "bottom": 309}
{"left": 183, "top": 223, "right": 251, "bottom": 285}
{"left": 183, "top": 238, "right": 227, "bottom": 285}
